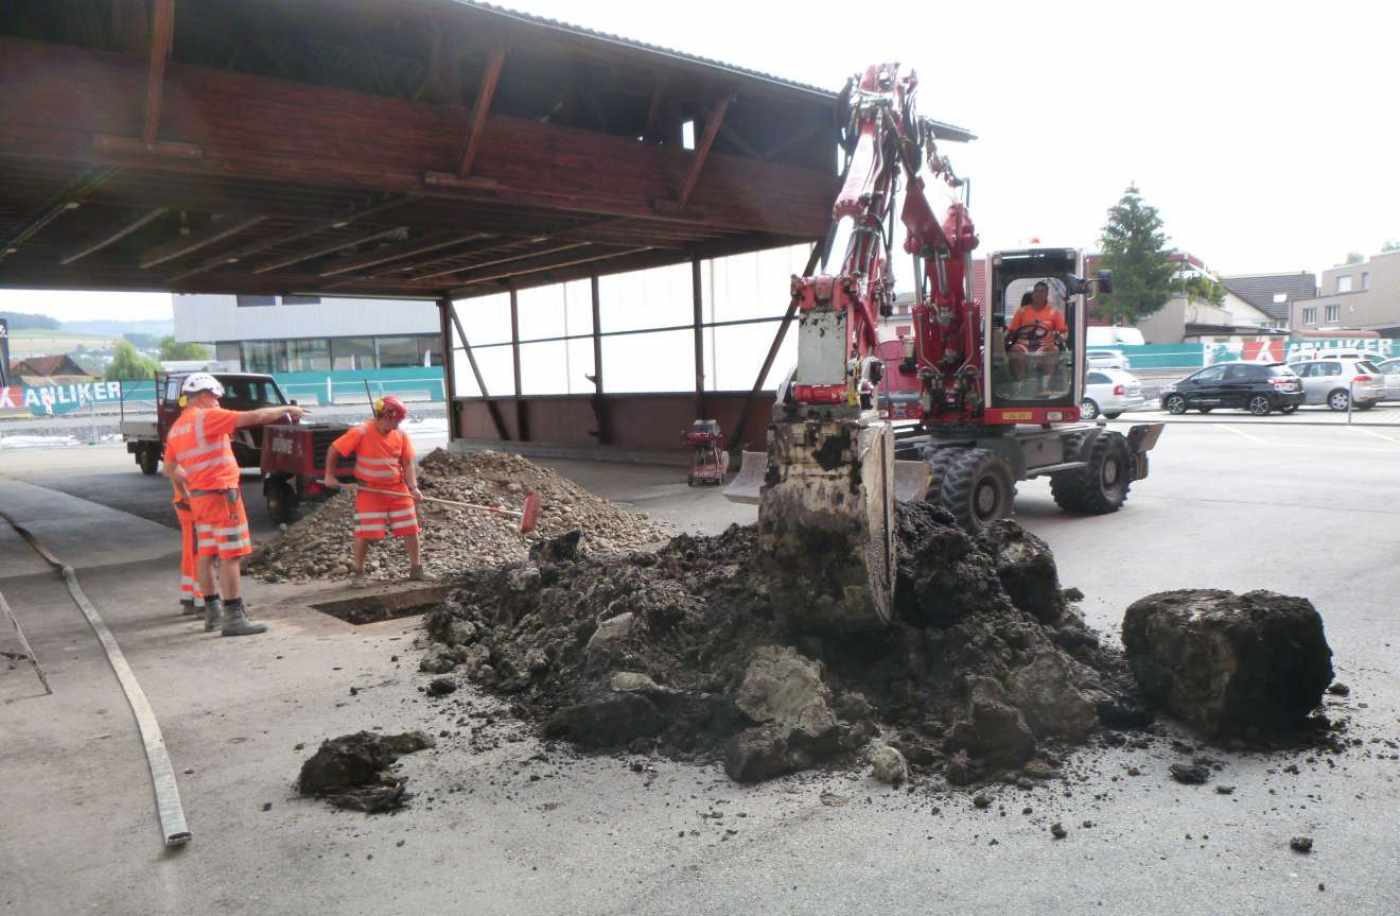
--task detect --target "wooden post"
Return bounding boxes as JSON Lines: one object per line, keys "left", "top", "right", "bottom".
{"left": 142, "top": 0, "right": 175, "bottom": 149}
{"left": 691, "top": 256, "right": 705, "bottom": 420}
{"left": 590, "top": 273, "right": 609, "bottom": 445}
{"left": 436, "top": 295, "right": 459, "bottom": 441}
{"left": 509, "top": 285, "right": 528, "bottom": 440}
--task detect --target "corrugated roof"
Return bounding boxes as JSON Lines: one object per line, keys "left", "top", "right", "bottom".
{"left": 455, "top": 1, "right": 976, "bottom": 141}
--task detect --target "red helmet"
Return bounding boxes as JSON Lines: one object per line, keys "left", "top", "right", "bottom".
{"left": 373, "top": 395, "right": 408, "bottom": 422}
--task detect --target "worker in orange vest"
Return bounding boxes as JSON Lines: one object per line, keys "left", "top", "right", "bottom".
{"left": 163, "top": 394, "right": 205, "bottom": 616}
{"left": 321, "top": 395, "right": 424, "bottom": 586}
{"left": 167, "top": 373, "right": 307, "bottom": 636}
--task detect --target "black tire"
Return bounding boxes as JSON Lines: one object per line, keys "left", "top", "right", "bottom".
{"left": 1080, "top": 398, "right": 1100, "bottom": 420}
{"left": 1247, "top": 394, "right": 1271, "bottom": 416}
{"left": 1164, "top": 394, "right": 1187, "bottom": 415}
{"left": 1198, "top": 407, "right": 1213, "bottom": 414}
{"left": 933, "top": 448, "right": 1015, "bottom": 533}
{"left": 137, "top": 444, "right": 160, "bottom": 476}
{"left": 1327, "top": 389, "right": 1350, "bottom": 411}
{"left": 263, "top": 476, "right": 298, "bottom": 525}
{"left": 1051, "top": 431, "right": 1131, "bottom": 515}
{"left": 1103, "top": 411, "right": 1123, "bottom": 420}
{"left": 1278, "top": 404, "right": 1298, "bottom": 414}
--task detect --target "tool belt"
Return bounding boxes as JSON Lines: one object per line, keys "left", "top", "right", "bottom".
{"left": 189, "top": 488, "right": 241, "bottom": 505}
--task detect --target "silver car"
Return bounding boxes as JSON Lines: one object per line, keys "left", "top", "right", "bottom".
{"left": 1287, "top": 358, "right": 1385, "bottom": 410}
{"left": 1082, "top": 368, "right": 1146, "bottom": 419}
{"left": 1376, "top": 358, "right": 1400, "bottom": 401}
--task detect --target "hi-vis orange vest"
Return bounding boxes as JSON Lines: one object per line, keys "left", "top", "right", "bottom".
{"left": 332, "top": 421, "right": 413, "bottom": 493}
{"left": 166, "top": 406, "right": 241, "bottom": 491}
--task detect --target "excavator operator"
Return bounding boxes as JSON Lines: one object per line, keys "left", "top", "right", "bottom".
{"left": 1006, "top": 281, "right": 1068, "bottom": 392}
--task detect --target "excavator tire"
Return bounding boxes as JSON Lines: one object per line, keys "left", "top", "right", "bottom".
{"left": 933, "top": 447, "right": 1015, "bottom": 533}
{"left": 1051, "top": 430, "right": 1130, "bottom": 515}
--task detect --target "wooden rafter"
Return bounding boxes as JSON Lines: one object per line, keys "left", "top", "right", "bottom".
{"left": 252, "top": 225, "right": 407, "bottom": 275}
{"left": 451, "top": 246, "right": 650, "bottom": 290}
{"left": 140, "top": 215, "right": 267, "bottom": 269}
{"left": 0, "top": 168, "right": 116, "bottom": 260}
{"left": 319, "top": 232, "right": 493, "bottom": 277}
{"left": 61, "top": 207, "right": 167, "bottom": 265}
{"left": 142, "top": 0, "right": 176, "bottom": 149}
{"left": 409, "top": 241, "right": 592, "bottom": 282}
{"left": 111, "top": 0, "right": 149, "bottom": 55}
{"left": 643, "top": 75, "right": 667, "bottom": 142}
{"left": 677, "top": 94, "right": 734, "bottom": 208}
{"left": 719, "top": 123, "right": 762, "bottom": 159}
{"left": 459, "top": 47, "right": 507, "bottom": 178}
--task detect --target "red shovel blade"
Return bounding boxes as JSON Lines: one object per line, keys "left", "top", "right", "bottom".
{"left": 519, "top": 491, "right": 541, "bottom": 533}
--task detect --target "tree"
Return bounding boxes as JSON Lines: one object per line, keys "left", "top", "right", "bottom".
{"left": 1096, "top": 184, "right": 1178, "bottom": 323}
{"left": 105, "top": 340, "right": 160, "bottom": 380}
{"left": 159, "top": 335, "right": 209, "bottom": 361}
{"left": 1175, "top": 274, "right": 1226, "bottom": 306}
{"left": 1345, "top": 252, "right": 1365, "bottom": 265}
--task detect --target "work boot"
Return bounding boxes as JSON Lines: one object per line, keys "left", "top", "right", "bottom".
{"left": 220, "top": 600, "right": 267, "bottom": 637}
{"left": 203, "top": 598, "right": 224, "bottom": 633}
{"left": 409, "top": 565, "right": 431, "bottom": 582}
{"left": 183, "top": 598, "right": 203, "bottom": 617}
{"left": 179, "top": 598, "right": 194, "bottom": 615}
{"left": 350, "top": 573, "right": 369, "bottom": 589}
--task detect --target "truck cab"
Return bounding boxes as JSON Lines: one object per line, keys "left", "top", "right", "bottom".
{"left": 125, "top": 371, "right": 291, "bottom": 474}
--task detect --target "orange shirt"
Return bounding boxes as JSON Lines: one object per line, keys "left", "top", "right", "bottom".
{"left": 1010, "top": 304, "right": 1068, "bottom": 335}
{"left": 165, "top": 406, "right": 241, "bottom": 490}
{"left": 332, "top": 421, "right": 414, "bottom": 494}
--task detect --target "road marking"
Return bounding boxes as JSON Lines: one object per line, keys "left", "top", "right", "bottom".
{"left": 1351, "top": 427, "right": 1400, "bottom": 445}
{"left": 1217, "top": 424, "right": 1268, "bottom": 444}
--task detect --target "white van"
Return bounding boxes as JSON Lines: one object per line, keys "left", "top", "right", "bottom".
{"left": 1086, "top": 327, "right": 1145, "bottom": 347}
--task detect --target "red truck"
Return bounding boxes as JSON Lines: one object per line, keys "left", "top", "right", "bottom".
{"left": 121, "top": 371, "right": 353, "bottom": 523}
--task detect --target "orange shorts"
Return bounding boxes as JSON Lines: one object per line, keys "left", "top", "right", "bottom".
{"left": 175, "top": 506, "right": 204, "bottom": 599}
{"left": 191, "top": 491, "right": 252, "bottom": 559}
{"left": 354, "top": 489, "right": 419, "bottom": 541}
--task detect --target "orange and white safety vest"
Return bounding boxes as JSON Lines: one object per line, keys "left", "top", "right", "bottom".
{"left": 332, "top": 421, "right": 414, "bottom": 494}
{"left": 166, "top": 406, "right": 241, "bottom": 491}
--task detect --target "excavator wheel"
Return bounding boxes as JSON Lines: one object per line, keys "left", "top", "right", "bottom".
{"left": 1051, "top": 431, "right": 1130, "bottom": 515}
{"left": 931, "top": 448, "right": 1015, "bottom": 533}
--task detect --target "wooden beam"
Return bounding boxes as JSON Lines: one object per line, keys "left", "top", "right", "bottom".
{"left": 409, "top": 241, "right": 592, "bottom": 282}
{"left": 139, "top": 215, "right": 267, "bottom": 269}
{"left": 0, "top": 168, "right": 116, "bottom": 259}
{"left": 111, "top": 0, "right": 149, "bottom": 56}
{"left": 359, "top": 234, "right": 529, "bottom": 280}
{"left": 252, "top": 225, "right": 407, "bottom": 275}
{"left": 319, "top": 232, "right": 493, "bottom": 277}
{"left": 643, "top": 75, "right": 667, "bottom": 143}
{"left": 763, "top": 122, "right": 827, "bottom": 162}
{"left": 61, "top": 207, "right": 167, "bottom": 265}
{"left": 677, "top": 94, "right": 734, "bottom": 208}
{"left": 164, "top": 197, "right": 414, "bottom": 282}
{"left": 436, "top": 295, "right": 460, "bottom": 440}
{"left": 459, "top": 47, "right": 507, "bottom": 178}
{"left": 142, "top": 0, "right": 175, "bottom": 149}
{"left": 719, "top": 124, "right": 763, "bottom": 160}
{"left": 450, "top": 247, "right": 650, "bottom": 291}
{"left": 0, "top": 39, "right": 836, "bottom": 239}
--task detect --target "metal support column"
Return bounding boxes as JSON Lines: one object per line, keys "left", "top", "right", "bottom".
{"left": 590, "top": 273, "right": 609, "bottom": 445}
{"left": 435, "top": 295, "right": 460, "bottom": 440}
{"left": 691, "top": 256, "right": 706, "bottom": 420}
{"left": 508, "top": 284, "right": 528, "bottom": 440}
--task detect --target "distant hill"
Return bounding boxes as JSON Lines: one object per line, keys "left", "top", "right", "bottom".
{"left": 0, "top": 310, "right": 62, "bottom": 331}
{"left": 62, "top": 318, "right": 173, "bottom": 337}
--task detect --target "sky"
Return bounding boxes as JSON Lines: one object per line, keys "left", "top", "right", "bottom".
{"left": 5, "top": 0, "right": 1394, "bottom": 324}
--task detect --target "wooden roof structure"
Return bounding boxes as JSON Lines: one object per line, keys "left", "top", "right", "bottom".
{"left": 0, "top": 0, "right": 973, "bottom": 302}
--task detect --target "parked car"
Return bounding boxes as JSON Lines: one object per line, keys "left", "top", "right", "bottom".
{"left": 1286, "top": 358, "right": 1383, "bottom": 411}
{"left": 1086, "top": 349, "right": 1131, "bottom": 370}
{"left": 1160, "top": 363, "right": 1303, "bottom": 416}
{"left": 1082, "top": 368, "right": 1146, "bottom": 420}
{"left": 1375, "top": 358, "right": 1400, "bottom": 401}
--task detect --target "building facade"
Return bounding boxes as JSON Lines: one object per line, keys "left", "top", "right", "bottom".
{"left": 1220, "top": 272, "right": 1316, "bottom": 331}
{"left": 173, "top": 294, "right": 443, "bottom": 373}
{"left": 1290, "top": 250, "right": 1400, "bottom": 337}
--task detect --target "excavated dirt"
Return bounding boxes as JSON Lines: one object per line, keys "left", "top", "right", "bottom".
{"left": 249, "top": 449, "right": 670, "bottom": 583}
{"left": 297, "top": 730, "right": 435, "bottom": 812}
{"left": 416, "top": 503, "right": 1152, "bottom": 785}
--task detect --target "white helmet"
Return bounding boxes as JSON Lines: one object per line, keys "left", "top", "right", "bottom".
{"left": 181, "top": 372, "right": 225, "bottom": 398}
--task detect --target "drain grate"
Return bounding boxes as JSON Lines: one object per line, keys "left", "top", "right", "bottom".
{"left": 311, "top": 585, "right": 452, "bottom": 626}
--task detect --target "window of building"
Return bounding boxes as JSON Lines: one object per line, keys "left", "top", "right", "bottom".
{"left": 1272, "top": 292, "right": 1288, "bottom": 303}
{"left": 1325, "top": 304, "right": 1340, "bottom": 324}
{"left": 1337, "top": 275, "right": 1353, "bottom": 293}
{"left": 416, "top": 334, "right": 444, "bottom": 367}
{"left": 1361, "top": 272, "right": 1369, "bottom": 290}
{"left": 1303, "top": 306, "right": 1318, "bottom": 325}
{"left": 286, "top": 338, "right": 331, "bottom": 371}
{"left": 281, "top": 295, "right": 321, "bottom": 305}
{"left": 331, "top": 337, "right": 377, "bottom": 370}
{"left": 214, "top": 342, "right": 241, "bottom": 366}
{"left": 375, "top": 336, "right": 421, "bottom": 368}
{"left": 236, "top": 295, "right": 276, "bottom": 307}
{"left": 240, "top": 340, "right": 288, "bottom": 373}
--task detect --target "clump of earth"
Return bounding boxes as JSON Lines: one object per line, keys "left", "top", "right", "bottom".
{"left": 417, "top": 502, "right": 1153, "bottom": 785}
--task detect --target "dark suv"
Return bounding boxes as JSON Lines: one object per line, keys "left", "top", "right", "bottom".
{"left": 1160, "top": 362, "right": 1304, "bottom": 416}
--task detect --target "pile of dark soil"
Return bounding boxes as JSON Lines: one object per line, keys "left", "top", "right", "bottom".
{"left": 297, "top": 730, "right": 435, "bottom": 812}
{"left": 417, "top": 502, "right": 1148, "bottom": 785}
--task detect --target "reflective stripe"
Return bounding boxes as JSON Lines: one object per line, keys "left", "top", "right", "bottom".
{"left": 197, "top": 540, "right": 218, "bottom": 549}
{"left": 195, "top": 524, "right": 215, "bottom": 532}
{"left": 388, "top": 508, "right": 416, "bottom": 518}
{"left": 213, "top": 525, "right": 248, "bottom": 536}
{"left": 357, "top": 456, "right": 400, "bottom": 466}
{"left": 195, "top": 411, "right": 207, "bottom": 445}
{"left": 218, "top": 538, "right": 251, "bottom": 550}
{"left": 354, "top": 525, "right": 386, "bottom": 533}
{"left": 355, "top": 512, "right": 390, "bottom": 520}
{"left": 354, "top": 466, "right": 398, "bottom": 479}
{"left": 390, "top": 520, "right": 419, "bottom": 530}
{"left": 175, "top": 441, "right": 224, "bottom": 463}
{"left": 186, "top": 455, "right": 238, "bottom": 473}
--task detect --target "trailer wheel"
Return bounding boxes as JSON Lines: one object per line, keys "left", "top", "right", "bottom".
{"left": 1051, "top": 431, "right": 1131, "bottom": 515}
{"left": 935, "top": 448, "right": 1015, "bottom": 533}
{"left": 264, "top": 476, "right": 299, "bottom": 525}
{"left": 137, "top": 444, "right": 160, "bottom": 476}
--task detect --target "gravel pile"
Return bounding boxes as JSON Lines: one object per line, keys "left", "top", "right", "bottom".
{"left": 249, "top": 449, "right": 671, "bottom": 583}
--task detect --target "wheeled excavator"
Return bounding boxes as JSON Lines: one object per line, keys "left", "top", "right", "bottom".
{"left": 727, "top": 63, "right": 1163, "bottom": 631}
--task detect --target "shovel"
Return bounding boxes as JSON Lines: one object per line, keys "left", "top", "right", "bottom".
{"left": 348, "top": 483, "right": 541, "bottom": 534}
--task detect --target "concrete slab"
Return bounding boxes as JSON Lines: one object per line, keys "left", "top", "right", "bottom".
{"left": 0, "top": 478, "right": 179, "bottom": 577}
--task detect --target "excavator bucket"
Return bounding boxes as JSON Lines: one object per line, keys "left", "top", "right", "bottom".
{"left": 892, "top": 459, "right": 933, "bottom": 503}
{"left": 723, "top": 451, "right": 768, "bottom": 505}
{"left": 755, "top": 417, "right": 897, "bottom": 633}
